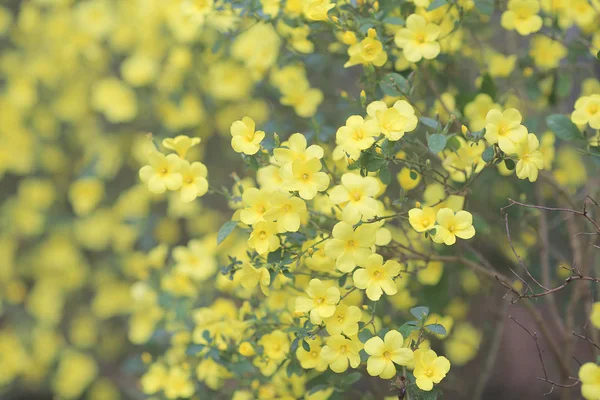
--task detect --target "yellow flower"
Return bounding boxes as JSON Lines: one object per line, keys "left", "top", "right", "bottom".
{"left": 344, "top": 28, "right": 388, "bottom": 68}
{"left": 580, "top": 363, "right": 600, "bottom": 400}
{"left": 444, "top": 322, "right": 482, "bottom": 366}
{"left": 394, "top": 14, "right": 441, "bottom": 63}
{"left": 572, "top": 95, "right": 600, "bottom": 130}
{"left": 413, "top": 348, "right": 451, "bottom": 391}
{"left": 324, "top": 221, "right": 376, "bottom": 272}
{"left": 515, "top": 133, "right": 544, "bottom": 182}
{"left": 263, "top": 190, "right": 307, "bottom": 232}
{"left": 139, "top": 151, "right": 183, "bottom": 194}
{"left": 417, "top": 261, "right": 444, "bottom": 285}
{"left": 164, "top": 367, "right": 195, "bottom": 399}
{"left": 230, "top": 117, "right": 265, "bottom": 155}
{"left": 162, "top": 135, "right": 201, "bottom": 159}
{"left": 500, "top": 0, "right": 542, "bottom": 35}
{"left": 484, "top": 108, "right": 528, "bottom": 154}
{"left": 397, "top": 167, "right": 421, "bottom": 191}
{"left": 366, "top": 100, "right": 418, "bottom": 141}
{"left": 91, "top": 78, "right": 137, "bottom": 123}
{"left": 68, "top": 178, "right": 105, "bottom": 216}
{"left": 329, "top": 173, "right": 380, "bottom": 224}
{"left": 408, "top": 207, "right": 436, "bottom": 232}
{"left": 353, "top": 253, "right": 402, "bottom": 300}
{"left": 590, "top": 302, "right": 600, "bottom": 329}
{"left": 529, "top": 36, "right": 567, "bottom": 71}
{"left": 320, "top": 334, "right": 362, "bottom": 373}
{"left": 365, "top": 330, "right": 414, "bottom": 378}
{"left": 431, "top": 208, "right": 475, "bottom": 245}
{"left": 259, "top": 330, "right": 290, "bottom": 361}
{"left": 303, "top": 0, "right": 335, "bottom": 21}
{"left": 238, "top": 263, "right": 271, "bottom": 295}
{"left": 335, "top": 115, "right": 380, "bottom": 159}
{"left": 296, "top": 338, "right": 328, "bottom": 371}
{"left": 240, "top": 188, "right": 272, "bottom": 225}
{"left": 487, "top": 52, "right": 517, "bottom": 78}
{"left": 273, "top": 132, "right": 324, "bottom": 166}
{"left": 280, "top": 158, "right": 330, "bottom": 200}
{"left": 179, "top": 161, "right": 209, "bottom": 202}
{"left": 247, "top": 220, "right": 280, "bottom": 255}
{"left": 464, "top": 93, "right": 501, "bottom": 132}
{"left": 141, "top": 363, "right": 168, "bottom": 394}
{"left": 324, "top": 304, "right": 362, "bottom": 336}
{"left": 295, "top": 278, "right": 340, "bottom": 324}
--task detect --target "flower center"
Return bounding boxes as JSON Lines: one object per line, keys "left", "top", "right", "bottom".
{"left": 415, "top": 32, "right": 426, "bottom": 43}
{"left": 383, "top": 351, "right": 391, "bottom": 359}
{"left": 425, "top": 368, "right": 434, "bottom": 377}
{"left": 351, "top": 191, "right": 362, "bottom": 201}
{"left": 346, "top": 240, "right": 356, "bottom": 248}
{"left": 339, "top": 345, "right": 347, "bottom": 354}
{"left": 259, "top": 231, "right": 267, "bottom": 240}
{"left": 302, "top": 173, "right": 310, "bottom": 181}
{"left": 588, "top": 103, "right": 599, "bottom": 114}
{"left": 316, "top": 297, "right": 324, "bottom": 304}
{"left": 337, "top": 314, "right": 345, "bottom": 322}
{"left": 283, "top": 204, "right": 292, "bottom": 212}
{"left": 352, "top": 128, "right": 365, "bottom": 141}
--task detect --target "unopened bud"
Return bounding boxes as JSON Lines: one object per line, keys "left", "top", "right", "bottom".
{"left": 340, "top": 90, "right": 348, "bottom": 99}
{"left": 331, "top": 15, "right": 339, "bottom": 23}
{"left": 348, "top": 158, "right": 356, "bottom": 165}
{"left": 461, "top": 125, "right": 468, "bottom": 135}
{"left": 375, "top": 147, "right": 383, "bottom": 155}
{"left": 307, "top": 248, "right": 314, "bottom": 255}
{"left": 141, "top": 352, "right": 152, "bottom": 364}
{"left": 415, "top": 201, "right": 422, "bottom": 208}
{"left": 523, "top": 67, "right": 533, "bottom": 77}
{"left": 373, "top": 1, "right": 379, "bottom": 10}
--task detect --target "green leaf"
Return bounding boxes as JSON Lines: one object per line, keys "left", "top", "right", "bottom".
{"left": 428, "top": 0, "right": 447, "bottom": 10}
{"left": 420, "top": 117, "right": 441, "bottom": 130}
{"left": 383, "top": 16, "right": 405, "bottom": 25}
{"left": 409, "top": 170, "right": 418, "bottom": 180}
{"left": 597, "top": 50, "right": 600, "bottom": 60}
{"left": 217, "top": 221, "right": 237, "bottom": 245}
{"left": 482, "top": 146, "right": 494, "bottom": 162}
{"left": 410, "top": 306, "right": 429, "bottom": 320}
{"left": 425, "top": 323, "right": 447, "bottom": 335}
{"left": 546, "top": 114, "right": 581, "bottom": 141}
{"left": 379, "top": 165, "right": 392, "bottom": 185}
{"left": 343, "top": 372, "right": 362, "bottom": 385}
{"left": 366, "top": 157, "right": 385, "bottom": 172}
{"left": 301, "top": 340, "right": 311, "bottom": 352}
{"left": 379, "top": 73, "right": 410, "bottom": 96}
{"left": 427, "top": 134, "right": 447, "bottom": 153}
{"left": 504, "top": 158, "right": 516, "bottom": 170}
{"left": 358, "top": 330, "right": 373, "bottom": 343}
{"left": 480, "top": 73, "right": 496, "bottom": 99}
{"left": 446, "top": 136, "right": 461, "bottom": 151}
{"left": 290, "top": 337, "right": 299, "bottom": 353}
{"left": 186, "top": 344, "right": 205, "bottom": 355}
{"left": 398, "top": 321, "right": 419, "bottom": 337}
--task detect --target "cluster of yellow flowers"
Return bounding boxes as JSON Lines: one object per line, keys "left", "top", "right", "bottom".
{"left": 0, "top": 0, "right": 598, "bottom": 398}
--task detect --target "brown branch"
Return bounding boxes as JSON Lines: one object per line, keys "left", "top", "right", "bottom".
{"left": 509, "top": 316, "right": 581, "bottom": 396}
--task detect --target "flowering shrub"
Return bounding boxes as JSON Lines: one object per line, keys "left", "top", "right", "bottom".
{"left": 0, "top": 0, "right": 599, "bottom": 399}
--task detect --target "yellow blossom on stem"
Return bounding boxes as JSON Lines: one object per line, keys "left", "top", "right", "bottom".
{"left": 320, "top": 334, "right": 362, "bottom": 373}
{"left": 247, "top": 221, "right": 280, "bottom": 255}
{"left": 344, "top": 28, "right": 388, "bottom": 68}
{"left": 431, "top": 208, "right": 475, "bottom": 245}
{"left": 139, "top": 151, "right": 183, "bottom": 194}
{"left": 408, "top": 207, "right": 436, "bottom": 232}
{"left": 365, "top": 330, "right": 414, "bottom": 379}
{"left": 230, "top": 117, "right": 265, "bottom": 155}
{"left": 353, "top": 253, "right": 402, "bottom": 300}
{"left": 394, "top": 14, "right": 441, "bottom": 63}
{"left": 162, "top": 135, "right": 201, "bottom": 159}
{"left": 484, "top": 108, "right": 528, "bottom": 154}
{"left": 324, "top": 221, "right": 376, "bottom": 272}
{"left": 413, "top": 348, "right": 451, "bottom": 391}
{"left": 515, "top": 133, "right": 544, "bottom": 182}
{"left": 295, "top": 278, "right": 340, "bottom": 324}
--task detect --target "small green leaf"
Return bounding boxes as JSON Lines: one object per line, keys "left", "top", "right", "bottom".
{"left": 427, "top": 134, "right": 447, "bottom": 153}
{"left": 428, "top": 0, "right": 447, "bottom": 10}
{"left": 597, "top": 50, "right": 600, "bottom": 60}
{"left": 380, "top": 73, "right": 410, "bottom": 96}
{"left": 420, "top": 117, "right": 441, "bottom": 130}
{"left": 446, "top": 136, "right": 461, "bottom": 151}
{"left": 383, "top": 16, "right": 405, "bottom": 25}
{"left": 358, "top": 330, "right": 373, "bottom": 343}
{"left": 409, "top": 170, "right": 418, "bottom": 180}
{"left": 301, "top": 340, "right": 311, "bottom": 352}
{"left": 410, "top": 306, "right": 429, "bottom": 320}
{"left": 425, "top": 323, "right": 447, "bottom": 336}
{"left": 546, "top": 114, "right": 581, "bottom": 141}
{"left": 379, "top": 165, "right": 392, "bottom": 185}
{"left": 217, "top": 221, "right": 237, "bottom": 245}
{"left": 290, "top": 337, "right": 299, "bottom": 353}
{"left": 398, "top": 321, "right": 419, "bottom": 337}
{"left": 186, "top": 344, "right": 205, "bottom": 355}
{"left": 504, "top": 159, "right": 516, "bottom": 170}
{"left": 343, "top": 371, "right": 362, "bottom": 385}
{"left": 482, "top": 146, "right": 494, "bottom": 162}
